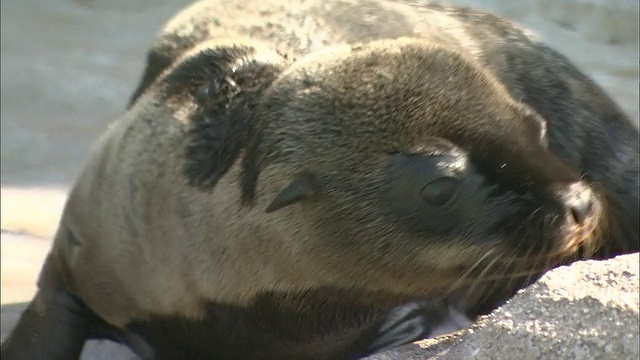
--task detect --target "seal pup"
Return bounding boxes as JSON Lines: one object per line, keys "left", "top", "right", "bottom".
{"left": 128, "top": 0, "right": 639, "bottom": 315}
{"left": 3, "top": 1, "right": 638, "bottom": 359}
{"left": 1, "top": 36, "right": 606, "bottom": 359}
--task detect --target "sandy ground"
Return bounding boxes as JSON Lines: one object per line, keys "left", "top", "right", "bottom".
{"left": 0, "top": 233, "right": 51, "bottom": 304}
{"left": 1, "top": 0, "right": 638, "bottom": 306}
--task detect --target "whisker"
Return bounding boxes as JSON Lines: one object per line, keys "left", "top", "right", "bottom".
{"left": 445, "top": 248, "right": 496, "bottom": 296}
{"left": 465, "top": 249, "right": 503, "bottom": 298}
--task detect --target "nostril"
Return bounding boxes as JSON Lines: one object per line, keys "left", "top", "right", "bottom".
{"left": 565, "top": 184, "right": 595, "bottom": 225}
{"left": 570, "top": 199, "right": 591, "bottom": 224}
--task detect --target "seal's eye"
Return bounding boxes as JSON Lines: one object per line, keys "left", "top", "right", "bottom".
{"left": 421, "top": 177, "right": 459, "bottom": 206}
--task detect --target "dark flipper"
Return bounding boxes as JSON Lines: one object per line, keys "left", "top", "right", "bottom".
{"left": 1, "top": 290, "right": 155, "bottom": 360}
{"left": 362, "top": 300, "right": 472, "bottom": 357}
{"left": 1, "top": 290, "right": 93, "bottom": 360}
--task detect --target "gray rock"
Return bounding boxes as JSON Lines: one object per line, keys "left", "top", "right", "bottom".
{"left": 437, "top": 253, "right": 640, "bottom": 360}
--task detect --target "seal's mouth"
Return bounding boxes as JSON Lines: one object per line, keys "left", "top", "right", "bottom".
{"left": 502, "top": 182, "right": 606, "bottom": 272}
{"left": 446, "top": 218, "right": 606, "bottom": 318}
{"left": 437, "top": 188, "right": 606, "bottom": 299}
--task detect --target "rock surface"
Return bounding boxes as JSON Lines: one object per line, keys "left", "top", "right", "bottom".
{"left": 438, "top": 253, "right": 640, "bottom": 360}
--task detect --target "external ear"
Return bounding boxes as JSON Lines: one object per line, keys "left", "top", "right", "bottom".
{"left": 265, "top": 172, "right": 321, "bottom": 213}
{"left": 515, "top": 101, "right": 549, "bottom": 149}
{"left": 149, "top": 39, "right": 286, "bottom": 197}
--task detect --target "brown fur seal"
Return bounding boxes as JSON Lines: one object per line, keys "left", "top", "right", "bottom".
{"left": 128, "top": 0, "right": 639, "bottom": 316}
{"left": 2, "top": 0, "right": 638, "bottom": 359}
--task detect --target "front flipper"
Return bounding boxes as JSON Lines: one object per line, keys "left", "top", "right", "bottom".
{"left": 1, "top": 290, "right": 93, "bottom": 360}
{"left": 362, "top": 300, "right": 472, "bottom": 357}
{"left": 1, "top": 290, "right": 156, "bottom": 360}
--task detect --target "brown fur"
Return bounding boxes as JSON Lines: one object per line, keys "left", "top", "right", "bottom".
{"left": 3, "top": 1, "right": 638, "bottom": 359}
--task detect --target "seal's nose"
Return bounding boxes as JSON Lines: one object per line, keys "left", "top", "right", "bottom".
{"left": 563, "top": 182, "right": 596, "bottom": 225}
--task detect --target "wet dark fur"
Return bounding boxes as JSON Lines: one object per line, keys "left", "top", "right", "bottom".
{"left": 2, "top": 1, "right": 638, "bottom": 359}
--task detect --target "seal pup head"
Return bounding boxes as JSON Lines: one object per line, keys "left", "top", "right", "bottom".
{"left": 232, "top": 38, "right": 605, "bottom": 299}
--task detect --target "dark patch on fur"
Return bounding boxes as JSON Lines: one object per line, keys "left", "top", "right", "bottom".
{"left": 241, "top": 130, "right": 265, "bottom": 205}
{"left": 155, "top": 44, "right": 283, "bottom": 198}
